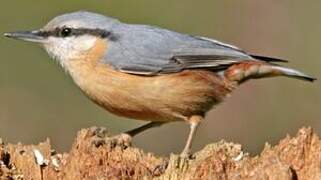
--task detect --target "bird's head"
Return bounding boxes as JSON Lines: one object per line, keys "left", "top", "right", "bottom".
{"left": 4, "top": 11, "right": 119, "bottom": 67}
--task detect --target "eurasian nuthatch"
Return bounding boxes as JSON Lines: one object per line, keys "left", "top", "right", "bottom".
{"left": 4, "top": 11, "right": 315, "bottom": 156}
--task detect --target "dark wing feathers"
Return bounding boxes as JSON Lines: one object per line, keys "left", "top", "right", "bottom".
{"left": 173, "top": 55, "right": 237, "bottom": 62}
{"left": 169, "top": 55, "right": 239, "bottom": 70}
{"left": 166, "top": 54, "right": 286, "bottom": 74}
{"left": 250, "top": 55, "right": 288, "bottom": 63}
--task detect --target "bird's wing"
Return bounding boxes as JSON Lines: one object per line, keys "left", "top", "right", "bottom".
{"left": 102, "top": 24, "right": 281, "bottom": 75}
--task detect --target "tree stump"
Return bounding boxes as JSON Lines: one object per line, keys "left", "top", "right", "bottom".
{"left": 0, "top": 127, "right": 320, "bottom": 179}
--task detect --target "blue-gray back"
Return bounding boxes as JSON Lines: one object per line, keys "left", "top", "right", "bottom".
{"left": 103, "top": 23, "right": 253, "bottom": 75}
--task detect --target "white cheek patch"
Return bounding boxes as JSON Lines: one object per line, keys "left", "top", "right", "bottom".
{"left": 44, "top": 36, "right": 98, "bottom": 67}
{"left": 73, "top": 35, "right": 97, "bottom": 51}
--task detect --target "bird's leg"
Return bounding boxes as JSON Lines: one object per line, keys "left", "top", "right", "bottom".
{"left": 93, "top": 122, "right": 166, "bottom": 148}
{"left": 102, "top": 122, "right": 167, "bottom": 147}
{"left": 180, "top": 116, "right": 202, "bottom": 157}
{"left": 125, "top": 121, "right": 167, "bottom": 137}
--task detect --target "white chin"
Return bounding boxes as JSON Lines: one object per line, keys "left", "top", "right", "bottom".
{"left": 44, "top": 35, "right": 97, "bottom": 64}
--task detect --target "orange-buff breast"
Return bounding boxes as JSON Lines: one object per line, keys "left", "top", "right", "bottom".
{"left": 64, "top": 39, "right": 233, "bottom": 122}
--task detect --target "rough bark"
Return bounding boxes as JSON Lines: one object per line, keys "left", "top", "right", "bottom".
{"left": 0, "top": 127, "right": 320, "bottom": 180}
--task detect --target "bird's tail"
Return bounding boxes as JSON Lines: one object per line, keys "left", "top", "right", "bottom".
{"left": 224, "top": 61, "right": 316, "bottom": 84}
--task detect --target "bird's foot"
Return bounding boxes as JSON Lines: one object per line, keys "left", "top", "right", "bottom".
{"left": 179, "top": 148, "right": 195, "bottom": 159}
{"left": 152, "top": 160, "right": 169, "bottom": 176}
{"left": 92, "top": 133, "right": 132, "bottom": 148}
{"left": 90, "top": 127, "right": 132, "bottom": 149}
{"left": 107, "top": 133, "right": 132, "bottom": 148}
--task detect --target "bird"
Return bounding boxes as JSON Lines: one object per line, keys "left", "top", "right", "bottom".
{"left": 4, "top": 11, "right": 315, "bottom": 157}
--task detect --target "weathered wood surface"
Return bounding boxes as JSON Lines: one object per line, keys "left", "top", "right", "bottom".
{"left": 0, "top": 127, "right": 320, "bottom": 180}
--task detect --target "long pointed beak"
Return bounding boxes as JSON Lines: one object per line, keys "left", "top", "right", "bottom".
{"left": 4, "top": 30, "right": 47, "bottom": 43}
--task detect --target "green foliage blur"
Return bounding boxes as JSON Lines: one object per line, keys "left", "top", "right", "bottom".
{"left": 0, "top": 0, "right": 320, "bottom": 155}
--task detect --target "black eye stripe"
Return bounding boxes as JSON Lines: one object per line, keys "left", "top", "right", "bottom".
{"left": 37, "top": 28, "right": 111, "bottom": 38}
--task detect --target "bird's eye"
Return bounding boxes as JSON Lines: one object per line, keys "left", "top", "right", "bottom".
{"left": 59, "top": 27, "right": 72, "bottom": 37}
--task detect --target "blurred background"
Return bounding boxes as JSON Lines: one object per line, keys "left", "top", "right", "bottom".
{"left": 0, "top": 0, "right": 320, "bottom": 156}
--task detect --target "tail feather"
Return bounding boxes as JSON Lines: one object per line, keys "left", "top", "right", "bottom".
{"left": 224, "top": 61, "right": 316, "bottom": 83}
{"left": 271, "top": 66, "right": 316, "bottom": 82}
